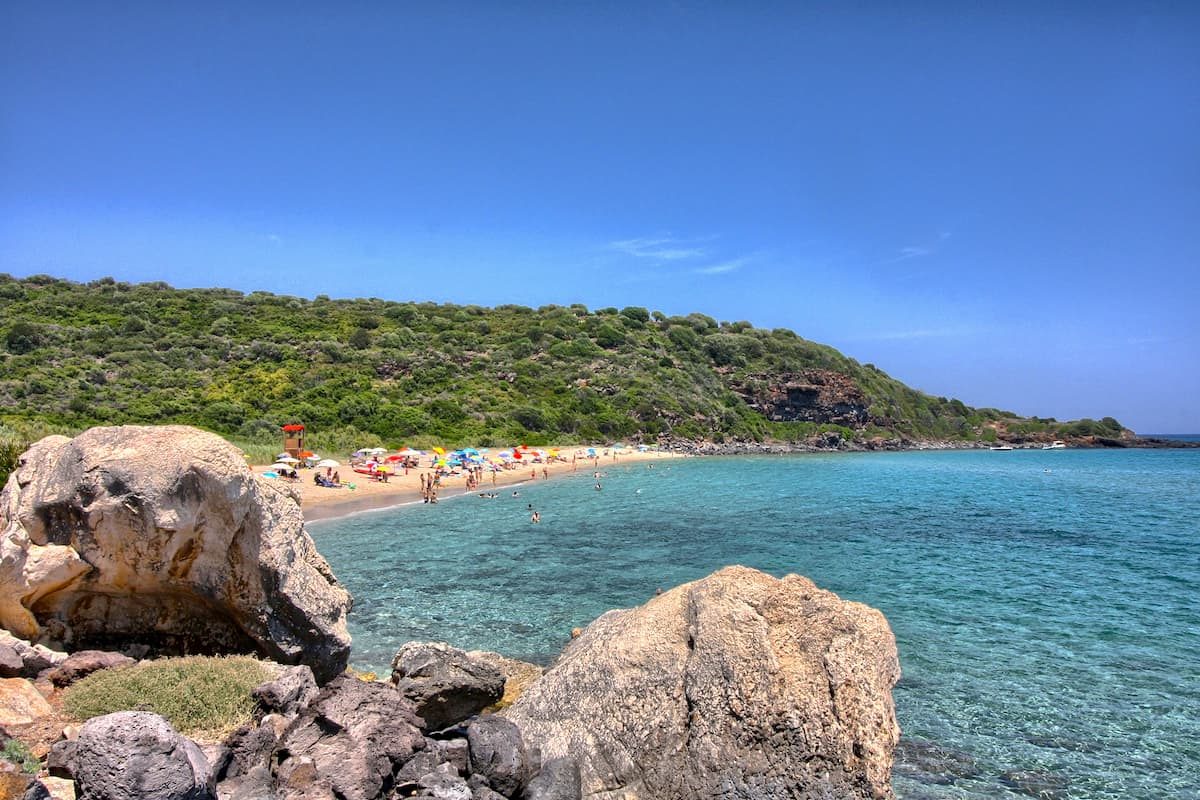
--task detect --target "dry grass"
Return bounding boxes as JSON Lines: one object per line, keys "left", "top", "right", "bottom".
{"left": 62, "top": 655, "right": 274, "bottom": 741}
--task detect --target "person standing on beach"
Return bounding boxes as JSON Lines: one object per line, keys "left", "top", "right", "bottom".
{"left": 542, "top": 467, "right": 549, "bottom": 479}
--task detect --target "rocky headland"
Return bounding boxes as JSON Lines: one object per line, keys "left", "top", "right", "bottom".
{"left": 0, "top": 425, "right": 903, "bottom": 800}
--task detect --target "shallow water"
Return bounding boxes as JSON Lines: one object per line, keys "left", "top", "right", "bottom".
{"left": 310, "top": 449, "right": 1200, "bottom": 799}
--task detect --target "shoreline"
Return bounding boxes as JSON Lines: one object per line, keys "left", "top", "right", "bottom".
{"left": 258, "top": 448, "right": 684, "bottom": 523}
{"left": 282, "top": 436, "right": 1196, "bottom": 523}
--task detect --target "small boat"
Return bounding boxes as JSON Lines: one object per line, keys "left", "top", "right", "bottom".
{"left": 989, "top": 445, "right": 1014, "bottom": 451}
{"left": 1042, "top": 440, "right": 1067, "bottom": 450}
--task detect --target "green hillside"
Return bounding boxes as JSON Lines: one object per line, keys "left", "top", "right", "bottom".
{"left": 0, "top": 274, "right": 1123, "bottom": 458}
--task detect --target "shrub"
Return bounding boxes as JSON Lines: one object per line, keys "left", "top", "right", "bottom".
{"left": 62, "top": 655, "right": 272, "bottom": 740}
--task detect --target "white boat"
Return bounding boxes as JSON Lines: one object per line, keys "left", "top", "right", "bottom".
{"left": 1042, "top": 440, "right": 1067, "bottom": 450}
{"left": 989, "top": 445, "right": 1014, "bottom": 451}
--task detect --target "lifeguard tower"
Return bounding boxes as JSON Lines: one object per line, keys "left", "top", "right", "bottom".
{"left": 281, "top": 424, "right": 306, "bottom": 458}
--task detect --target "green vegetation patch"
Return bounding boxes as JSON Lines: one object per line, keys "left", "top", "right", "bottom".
{"left": 1, "top": 738, "right": 40, "bottom": 774}
{"left": 62, "top": 655, "right": 273, "bottom": 740}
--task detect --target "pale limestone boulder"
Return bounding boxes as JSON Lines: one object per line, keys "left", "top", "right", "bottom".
{"left": 0, "top": 425, "right": 351, "bottom": 683}
{"left": 0, "top": 676, "right": 54, "bottom": 726}
{"left": 504, "top": 565, "right": 901, "bottom": 800}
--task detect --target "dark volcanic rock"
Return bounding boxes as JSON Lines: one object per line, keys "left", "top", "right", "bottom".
{"left": 252, "top": 665, "right": 319, "bottom": 717}
{"left": 47, "top": 649, "right": 136, "bottom": 687}
{"left": 391, "top": 642, "right": 505, "bottom": 731}
{"left": 215, "top": 721, "right": 278, "bottom": 782}
{"left": 73, "top": 711, "right": 215, "bottom": 800}
{"left": 465, "top": 716, "right": 527, "bottom": 797}
{"left": 0, "top": 645, "right": 21, "bottom": 679}
{"left": 272, "top": 674, "right": 425, "bottom": 800}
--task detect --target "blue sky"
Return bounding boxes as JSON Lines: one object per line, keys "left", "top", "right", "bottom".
{"left": 2, "top": 3, "right": 1197, "bottom": 431}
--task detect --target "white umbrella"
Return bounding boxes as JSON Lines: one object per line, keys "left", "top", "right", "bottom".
{"left": 269, "top": 462, "right": 294, "bottom": 471}
{"left": 366, "top": 447, "right": 388, "bottom": 455}
{"left": 276, "top": 456, "right": 300, "bottom": 464}
{"left": 303, "top": 453, "right": 322, "bottom": 462}
{"left": 316, "top": 459, "right": 340, "bottom": 468}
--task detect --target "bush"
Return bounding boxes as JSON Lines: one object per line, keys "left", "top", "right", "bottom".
{"left": 63, "top": 655, "right": 272, "bottom": 740}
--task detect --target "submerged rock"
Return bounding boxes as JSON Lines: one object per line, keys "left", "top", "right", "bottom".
{"left": 504, "top": 565, "right": 901, "bottom": 800}
{"left": 0, "top": 425, "right": 352, "bottom": 683}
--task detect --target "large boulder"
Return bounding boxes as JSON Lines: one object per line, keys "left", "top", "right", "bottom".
{"left": 0, "top": 677, "right": 53, "bottom": 727}
{"left": 504, "top": 565, "right": 901, "bottom": 800}
{"left": 391, "top": 642, "right": 505, "bottom": 731}
{"left": 0, "top": 426, "right": 352, "bottom": 683}
{"left": 73, "top": 711, "right": 214, "bottom": 800}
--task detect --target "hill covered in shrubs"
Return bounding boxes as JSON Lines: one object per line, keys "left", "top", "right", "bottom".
{"left": 0, "top": 274, "right": 1125, "bottom": 457}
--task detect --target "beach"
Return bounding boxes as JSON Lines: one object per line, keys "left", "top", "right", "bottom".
{"left": 256, "top": 447, "right": 683, "bottom": 522}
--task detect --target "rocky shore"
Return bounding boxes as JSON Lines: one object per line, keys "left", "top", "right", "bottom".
{"left": 0, "top": 425, "right": 902, "bottom": 799}
{"left": 659, "top": 433, "right": 1199, "bottom": 456}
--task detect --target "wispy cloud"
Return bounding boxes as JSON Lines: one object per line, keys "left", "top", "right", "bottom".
{"left": 872, "top": 231, "right": 952, "bottom": 267}
{"left": 263, "top": 233, "right": 283, "bottom": 246}
{"left": 851, "top": 327, "right": 978, "bottom": 341}
{"left": 694, "top": 256, "right": 751, "bottom": 275}
{"left": 609, "top": 236, "right": 709, "bottom": 261}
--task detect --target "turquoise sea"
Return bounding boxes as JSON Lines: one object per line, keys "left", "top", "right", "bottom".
{"left": 310, "top": 449, "right": 1200, "bottom": 799}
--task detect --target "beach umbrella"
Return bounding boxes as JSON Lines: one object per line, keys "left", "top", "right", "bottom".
{"left": 432, "top": 446, "right": 446, "bottom": 456}
{"left": 269, "top": 462, "right": 293, "bottom": 471}
{"left": 277, "top": 455, "right": 300, "bottom": 464}
{"left": 316, "top": 459, "right": 340, "bottom": 468}
{"left": 586, "top": 448, "right": 597, "bottom": 456}
{"left": 397, "top": 447, "right": 422, "bottom": 456}
{"left": 366, "top": 447, "right": 387, "bottom": 455}
{"left": 385, "top": 455, "right": 404, "bottom": 463}
{"left": 462, "top": 447, "right": 480, "bottom": 455}
{"left": 275, "top": 453, "right": 290, "bottom": 461}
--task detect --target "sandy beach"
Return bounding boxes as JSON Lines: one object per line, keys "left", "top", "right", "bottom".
{"left": 255, "top": 447, "right": 683, "bottom": 522}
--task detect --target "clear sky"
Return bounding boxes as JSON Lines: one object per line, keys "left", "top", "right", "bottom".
{"left": 2, "top": 3, "right": 1197, "bottom": 432}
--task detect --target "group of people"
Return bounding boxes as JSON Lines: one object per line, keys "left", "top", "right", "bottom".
{"left": 419, "top": 472, "right": 440, "bottom": 503}
{"left": 313, "top": 470, "right": 341, "bottom": 488}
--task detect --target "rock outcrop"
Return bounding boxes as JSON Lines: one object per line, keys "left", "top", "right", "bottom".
{"left": 0, "top": 425, "right": 352, "bottom": 683}
{"left": 729, "top": 370, "right": 872, "bottom": 427}
{"left": 504, "top": 565, "right": 901, "bottom": 800}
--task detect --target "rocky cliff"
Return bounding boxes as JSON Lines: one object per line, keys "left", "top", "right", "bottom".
{"left": 729, "top": 370, "right": 873, "bottom": 427}
{"left": 0, "top": 425, "right": 352, "bottom": 682}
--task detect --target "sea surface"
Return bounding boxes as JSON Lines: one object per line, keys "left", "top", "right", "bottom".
{"left": 310, "top": 449, "right": 1200, "bottom": 799}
